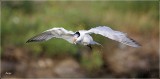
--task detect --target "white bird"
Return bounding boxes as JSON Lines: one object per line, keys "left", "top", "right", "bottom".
{"left": 26, "top": 26, "right": 141, "bottom": 49}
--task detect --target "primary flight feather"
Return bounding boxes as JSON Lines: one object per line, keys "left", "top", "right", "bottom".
{"left": 26, "top": 26, "right": 141, "bottom": 48}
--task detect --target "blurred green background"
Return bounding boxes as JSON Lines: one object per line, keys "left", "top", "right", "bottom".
{"left": 1, "top": 1, "right": 159, "bottom": 78}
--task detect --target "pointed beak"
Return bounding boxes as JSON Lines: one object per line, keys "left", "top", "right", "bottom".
{"left": 73, "top": 37, "right": 77, "bottom": 44}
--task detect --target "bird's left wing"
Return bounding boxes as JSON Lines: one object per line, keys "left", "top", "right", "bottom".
{"left": 85, "top": 26, "right": 141, "bottom": 47}
{"left": 26, "top": 27, "right": 75, "bottom": 44}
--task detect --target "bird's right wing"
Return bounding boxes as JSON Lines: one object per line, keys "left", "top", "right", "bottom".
{"left": 86, "top": 26, "right": 141, "bottom": 47}
{"left": 26, "top": 27, "right": 75, "bottom": 44}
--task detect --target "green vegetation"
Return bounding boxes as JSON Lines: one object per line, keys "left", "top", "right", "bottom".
{"left": 1, "top": 1, "right": 159, "bottom": 78}
{"left": 2, "top": 1, "right": 158, "bottom": 53}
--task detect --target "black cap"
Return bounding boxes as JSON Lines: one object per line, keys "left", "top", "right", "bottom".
{"left": 74, "top": 32, "right": 80, "bottom": 37}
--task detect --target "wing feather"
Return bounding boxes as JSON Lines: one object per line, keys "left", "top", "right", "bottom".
{"left": 26, "top": 27, "right": 75, "bottom": 43}
{"left": 86, "top": 26, "right": 141, "bottom": 47}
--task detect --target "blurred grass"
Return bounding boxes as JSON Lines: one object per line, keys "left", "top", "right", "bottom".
{"left": 2, "top": 1, "right": 158, "bottom": 48}
{"left": 1, "top": 1, "right": 159, "bottom": 77}
{"left": 81, "top": 50, "right": 103, "bottom": 71}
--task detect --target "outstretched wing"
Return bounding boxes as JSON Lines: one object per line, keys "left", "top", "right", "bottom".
{"left": 86, "top": 26, "right": 141, "bottom": 47}
{"left": 26, "top": 27, "right": 75, "bottom": 43}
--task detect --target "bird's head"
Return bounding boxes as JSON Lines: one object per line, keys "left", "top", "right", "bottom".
{"left": 73, "top": 32, "right": 80, "bottom": 44}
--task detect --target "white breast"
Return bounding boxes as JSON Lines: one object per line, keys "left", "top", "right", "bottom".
{"left": 82, "top": 34, "right": 93, "bottom": 45}
{"left": 76, "top": 35, "right": 93, "bottom": 46}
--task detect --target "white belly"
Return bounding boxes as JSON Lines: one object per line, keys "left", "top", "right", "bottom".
{"left": 76, "top": 34, "right": 99, "bottom": 45}
{"left": 81, "top": 34, "right": 93, "bottom": 45}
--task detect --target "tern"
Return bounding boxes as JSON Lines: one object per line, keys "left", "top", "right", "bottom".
{"left": 26, "top": 26, "right": 141, "bottom": 49}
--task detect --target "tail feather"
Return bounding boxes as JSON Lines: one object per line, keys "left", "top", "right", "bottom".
{"left": 91, "top": 41, "right": 103, "bottom": 47}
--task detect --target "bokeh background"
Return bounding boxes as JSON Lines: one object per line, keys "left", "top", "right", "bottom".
{"left": 1, "top": 1, "right": 159, "bottom": 78}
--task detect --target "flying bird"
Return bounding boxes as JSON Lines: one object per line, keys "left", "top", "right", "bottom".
{"left": 26, "top": 26, "right": 141, "bottom": 49}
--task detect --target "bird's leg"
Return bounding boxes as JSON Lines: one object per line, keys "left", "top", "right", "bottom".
{"left": 87, "top": 44, "right": 92, "bottom": 50}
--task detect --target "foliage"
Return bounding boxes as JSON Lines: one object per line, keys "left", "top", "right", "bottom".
{"left": 1, "top": 1, "right": 159, "bottom": 78}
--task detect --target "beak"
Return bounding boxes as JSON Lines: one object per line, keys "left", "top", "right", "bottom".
{"left": 73, "top": 37, "right": 77, "bottom": 44}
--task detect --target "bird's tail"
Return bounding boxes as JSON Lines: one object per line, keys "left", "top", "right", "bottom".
{"left": 91, "top": 41, "right": 103, "bottom": 48}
